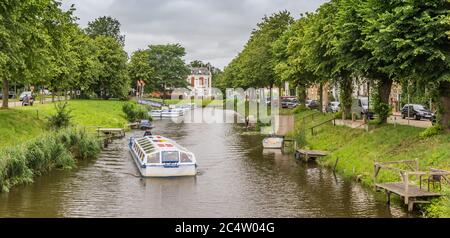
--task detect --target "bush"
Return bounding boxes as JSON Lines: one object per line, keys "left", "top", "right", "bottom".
{"left": 0, "top": 148, "right": 33, "bottom": 192}
{"left": 57, "top": 129, "right": 101, "bottom": 160}
{"left": 47, "top": 102, "right": 72, "bottom": 130}
{"left": 293, "top": 124, "right": 307, "bottom": 148}
{"left": 293, "top": 105, "right": 309, "bottom": 114}
{"left": 419, "top": 125, "right": 443, "bottom": 139}
{"left": 122, "top": 102, "right": 151, "bottom": 122}
{"left": 0, "top": 129, "right": 101, "bottom": 193}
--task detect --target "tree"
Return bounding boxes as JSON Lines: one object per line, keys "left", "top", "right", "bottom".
{"left": 1, "top": 0, "right": 70, "bottom": 108}
{"left": 128, "top": 49, "right": 154, "bottom": 93}
{"left": 189, "top": 60, "right": 209, "bottom": 68}
{"left": 360, "top": 0, "right": 450, "bottom": 128}
{"left": 147, "top": 44, "right": 190, "bottom": 100}
{"left": 92, "top": 36, "right": 129, "bottom": 99}
{"left": 85, "top": 16, "right": 125, "bottom": 46}
{"left": 71, "top": 29, "right": 101, "bottom": 97}
{"left": 273, "top": 14, "right": 318, "bottom": 105}
{"left": 222, "top": 11, "right": 294, "bottom": 91}
{"left": 300, "top": 3, "right": 341, "bottom": 113}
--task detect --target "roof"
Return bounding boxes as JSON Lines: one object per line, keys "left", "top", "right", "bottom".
{"left": 135, "top": 135, "right": 190, "bottom": 154}
{"left": 190, "top": 67, "right": 211, "bottom": 76}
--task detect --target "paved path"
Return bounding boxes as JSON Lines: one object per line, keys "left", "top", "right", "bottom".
{"left": 389, "top": 113, "right": 432, "bottom": 128}
{"left": 275, "top": 115, "right": 295, "bottom": 136}
{"left": 6, "top": 98, "right": 66, "bottom": 108}
{"left": 335, "top": 115, "right": 432, "bottom": 129}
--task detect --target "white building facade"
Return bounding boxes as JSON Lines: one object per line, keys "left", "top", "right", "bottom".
{"left": 186, "top": 67, "right": 212, "bottom": 97}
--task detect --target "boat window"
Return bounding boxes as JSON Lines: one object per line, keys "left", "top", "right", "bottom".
{"left": 161, "top": 151, "right": 179, "bottom": 163}
{"left": 147, "top": 153, "right": 160, "bottom": 164}
{"left": 180, "top": 153, "right": 192, "bottom": 163}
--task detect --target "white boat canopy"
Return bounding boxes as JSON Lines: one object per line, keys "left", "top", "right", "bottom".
{"left": 131, "top": 136, "right": 196, "bottom": 165}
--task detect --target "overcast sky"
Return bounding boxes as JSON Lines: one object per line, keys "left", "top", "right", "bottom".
{"left": 62, "top": 0, "right": 327, "bottom": 69}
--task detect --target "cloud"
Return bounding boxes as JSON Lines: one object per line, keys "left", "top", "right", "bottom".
{"left": 62, "top": 0, "right": 328, "bottom": 69}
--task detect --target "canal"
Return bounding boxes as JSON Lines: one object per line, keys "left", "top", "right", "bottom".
{"left": 0, "top": 109, "right": 411, "bottom": 217}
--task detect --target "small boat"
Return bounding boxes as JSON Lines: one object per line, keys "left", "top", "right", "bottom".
{"left": 128, "top": 135, "right": 197, "bottom": 177}
{"left": 161, "top": 109, "right": 184, "bottom": 118}
{"left": 262, "top": 136, "right": 284, "bottom": 149}
{"left": 139, "top": 120, "right": 154, "bottom": 130}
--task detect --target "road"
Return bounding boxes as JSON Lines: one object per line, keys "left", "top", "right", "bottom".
{"left": 5, "top": 97, "right": 67, "bottom": 108}
{"left": 388, "top": 113, "right": 432, "bottom": 128}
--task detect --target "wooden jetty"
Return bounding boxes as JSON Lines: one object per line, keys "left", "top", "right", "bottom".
{"left": 127, "top": 122, "right": 140, "bottom": 129}
{"left": 96, "top": 128, "right": 126, "bottom": 147}
{"left": 96, "top": 128, "right": 126, "bottom": 138}
{"left": 295, "top": 149, "right": 328, "bottom": 162}
{"left": 374, "top": 160, "right": 450, "bottom": 212}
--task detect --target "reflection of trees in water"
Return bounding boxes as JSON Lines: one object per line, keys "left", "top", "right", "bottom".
{"left": 235, "top": 129, "right": 401, "bottom": 217}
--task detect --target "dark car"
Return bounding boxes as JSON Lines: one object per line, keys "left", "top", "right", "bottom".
{"left": 401, "top": 104, "right": 435, "bottom": 121}
{"left": 307, "top": 100, "right": 320, "bottom": 110}
{"left": 326, "top": 101, "right": 340, "bottom": 113}
{"left": 0, "top": 91, "right": 15, "bottom": 99}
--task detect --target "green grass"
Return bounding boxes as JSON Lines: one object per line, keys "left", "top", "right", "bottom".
{"left": 0, "top": 100, "right": 129, "bottom": 148}
{"left": 289, "top": 110, "right": 450, "bottom": 217}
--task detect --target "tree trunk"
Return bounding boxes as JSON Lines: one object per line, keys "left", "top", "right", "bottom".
{"left": 340, "top": 78, "right": 353, "bottom": 119}
{"left": 269, "top": 83, "right": 273, "bottom": 99}
{"left": 2, "top": 79, "right": 9, "bottom": 108}
{"left": 377, "top": 79, "right": 393, "bottom": 123}
{"left": 322, "top": 81, "right": 330, "bottom": 113}
{"left": 298, "top": 84, "right": 307, "bottom": 106}
{"left": 319, "top": 83, "right": 324, "bottom": 113}
{"left": 439, "top": 81, "right": 450, "bottom": 131}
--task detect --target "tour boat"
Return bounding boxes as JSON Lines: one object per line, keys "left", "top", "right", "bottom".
{"left": 128, "top": 135, "right": 197, "bottom": 177}
{"left": 262, "top": 136, "right": 284, "bottom": 149}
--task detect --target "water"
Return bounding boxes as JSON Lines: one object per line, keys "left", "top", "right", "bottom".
{"left": 0, "top": 109, "right": 412, "bottom": 217}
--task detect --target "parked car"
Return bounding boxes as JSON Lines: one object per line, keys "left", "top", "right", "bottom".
{"left": 281, "top": 97, "right": 298, "bottom": 109}
{"left": 306, "top": 100, "right": 320, "bottom": 110}
{"left": 0, "top": 91, "right": 15, "bottom": 99}
{"left": 326, "top": 101, "right": 340, "bottom": 113}
{"left": 351, "top": 97, "right": 374, "bottom": 119}
{"left": 40, "top": 89, "right": 51, "bottom": 95}
{"left": 401, "top": 104, "right": 435, "bottom": 121}
{"left": 19, "top": 91, "right": 33, "bottom": 101}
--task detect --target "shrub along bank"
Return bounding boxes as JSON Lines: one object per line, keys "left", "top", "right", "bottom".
{"left": 0, "top": 129, "right": 101, "bottom": 192}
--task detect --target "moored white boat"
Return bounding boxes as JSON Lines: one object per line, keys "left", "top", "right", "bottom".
{"left": 128, "top": 135, "right": 197, "bottom": 177}
{"left": 262, "top": 136, "right": 284, "bottom": 149}
{"left": 161, "top": 109, "right": 184, "bottom": 118}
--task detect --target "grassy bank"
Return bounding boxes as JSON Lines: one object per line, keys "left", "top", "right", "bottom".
{"left": 0, "top": 100, "right": 129, "bottom": 148}
{"left": 0, "top": 100, "right": 132, "bottom": 192}
{"left": 289, "top": 110, "right": 450, "bottom": 217}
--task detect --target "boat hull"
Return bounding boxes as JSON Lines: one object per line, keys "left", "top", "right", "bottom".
{"left": 262, "top": 137, "right": 284, "bottom": 149}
